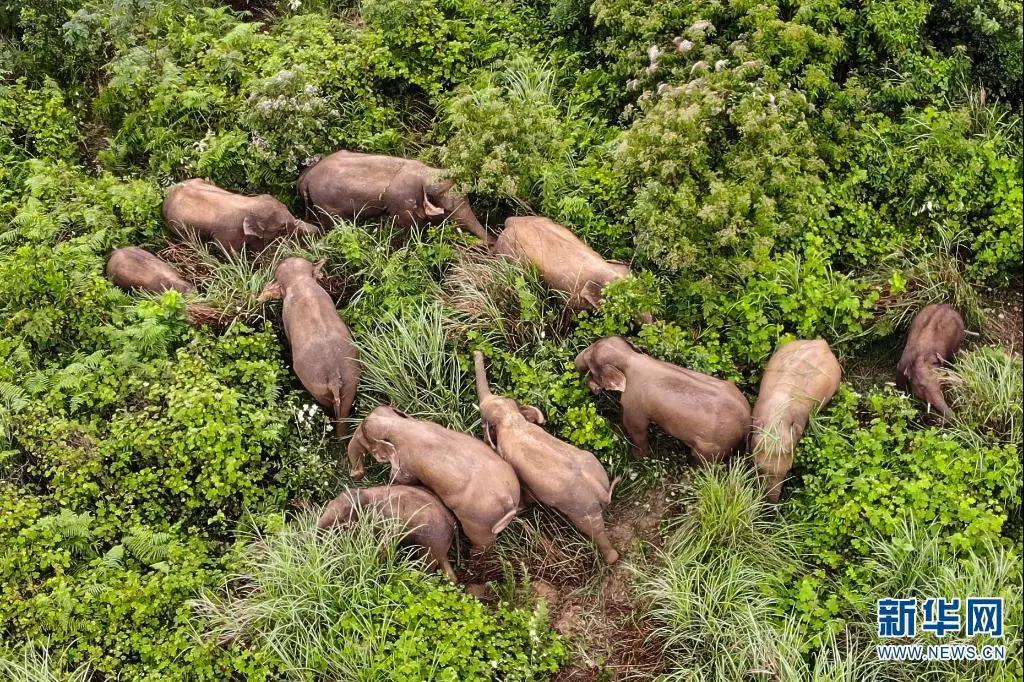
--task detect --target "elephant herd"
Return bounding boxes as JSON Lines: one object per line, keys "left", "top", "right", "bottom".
{"left": 104, "top": 149, "right": 968, "bottom": 578}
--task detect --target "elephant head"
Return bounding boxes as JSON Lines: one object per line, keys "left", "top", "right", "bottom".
{"left": 574, "top": 336, "right": 640, "bottom": 394}
{"left": 245, "top": 195, "right": 321, "bottom": 244}
{"left": 317, "top": 489, "right": 364, "bottom": 529}
{"left": 257, "top": 257, "right": 325, "bottom": 302}
{"left": 473, "top": 352, "right": 544, "bottom": 447}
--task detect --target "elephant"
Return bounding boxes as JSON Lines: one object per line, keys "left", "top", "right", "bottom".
{"left": 575, "top": 337, "right": 751, "bottom": 462}
{"left": 318, "top": 485, "right": 457, "bottom": 580}
{"left": 494, "top": 216, "right": 649, "bottom": 321}
{"left": 347, "top": 405, "right": 520, "bottom": 551}
{"left": 473, "top": 352, "right": 619, "bottom": 563}
{"left": 897, "top": 304, "right": 966, "bottom": 418}
{"left": 106, "top": 247, "right": 196, "bottom": 295}
{"left": 750, "top": 339, "right": 842, "bottom": 502}
{"left": 297, "top": 151, "right": 492, "bottom": 244}
{"left": 258, "top": 257, "right": 359, "bottom": 457}
{"left": 163, "top": 178, "right": 319, "bottom": 253}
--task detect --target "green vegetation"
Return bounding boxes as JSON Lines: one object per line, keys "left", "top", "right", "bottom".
{"left": 1, "top": 0, "right": 1021, "bottom": 678}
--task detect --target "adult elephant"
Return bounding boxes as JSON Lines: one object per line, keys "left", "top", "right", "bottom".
{"left": 298, "top": 151, "right": 492, "bottom": 245}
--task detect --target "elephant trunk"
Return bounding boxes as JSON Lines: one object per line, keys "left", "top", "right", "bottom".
{"left": 473, "top": 351, "right": 492, "bottom": 402}
{"left": 452, "top": 202, "right": 493, "bottom": 247}
{"left": 347, "top": 424, "right": 369, "bottom": 480}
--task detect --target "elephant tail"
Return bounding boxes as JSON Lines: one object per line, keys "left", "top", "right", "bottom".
{"left": 491, "top": 507, "right": 517, "bottom": 536}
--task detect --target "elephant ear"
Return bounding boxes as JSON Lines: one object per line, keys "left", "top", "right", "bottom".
{"left": 371, "top": 438, "right": 398, "bottom": 463}
{"left": 579, "top": 279, "right": 604, "bottom": 309}
{"left": 242, "top": 214, "right": 265, "bottom": 240}
{"left": 518, "top": 405, "right": 545, "bottom": 424}
{"left": 422, "top": 187, "right": 446, "bottom": 218}
{"left": 257, "top": 280, "right": 283, "bottom": 302}
{"left": 598, "top": 365, "right": 627, "bottom": 392}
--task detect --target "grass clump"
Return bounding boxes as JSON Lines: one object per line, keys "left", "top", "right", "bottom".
{"left": 356, "top": 301, "right": 478, "bottom": 431}
{"left": 635, "top": 465, "right": 803, "bottom": 680}
{"left": 195, "top": 510, "right": 568, "bottom": 680}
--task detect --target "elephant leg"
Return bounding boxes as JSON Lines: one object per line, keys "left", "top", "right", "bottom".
{"left": 461, "top": 520, "right": 497, "bottom": 553}
{"left": 621, "top": 404, "right": 651, "bottom": 458}
{"left": 424, "top": 541, "right": 457, "bottom": 581}
{"left": 571, "top": 512, "right": 619, "bottom": 564}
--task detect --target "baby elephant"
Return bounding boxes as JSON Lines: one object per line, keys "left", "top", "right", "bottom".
{"left": 298, "top": 150, "right": 491, "bottom": 244}
{"left": 473, "top": 352, "right": 619, "bottom": 563}
{"left": 106, "top": 247, "right": 196, "bottom": 294}
{"left": 750, "top": 339, "right": 842, "bottom": 503}
{"left": 163, "top": 178, "right": 319, "bottom": 253}
{"left": 495, "top": 217, "right": 644, "bottom": 317}
{"left": 318, "top": 485, "right": 457, "bottom": 580}
{"left": 576, "top": 337, "right": 751, "bottom": 462}
{"left": 897, "top": 304, "right": 966, "bottom": 418}
{"left": 259, "top": 257, "right": 359, "bottom": 455}
{"left": 348, "top": 406, "right": 520, "bottom": 551}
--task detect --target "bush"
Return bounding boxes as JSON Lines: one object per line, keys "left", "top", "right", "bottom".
{"left": 790, "top": 387, "right": 1020, "bottom": 569}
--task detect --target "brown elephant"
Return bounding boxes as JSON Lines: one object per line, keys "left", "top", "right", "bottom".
{"left": 494, "top": 217, "right": 648, "bottom": 320}
{"left": 258, "top": 257, "right": 359, "bottom": 456}
{"left": 473, "top": 352, "right": 619, "bottom": 563}
{"left": 297, "top": 151, "right": 491, "bottom": 244}
{"left": 318, "top": 485, "right": 457, "bottom": 580}
{"left": 106, "top": 247, "right": 196, "bottom": 295}
{"left": 575, "top": 337, "right": 750, "bottom": 462}
{"left": 163, "top": 178, "right": 319, "bottom": 253}
{"left": 347, "top": 406, "right": 520, "bottom": 550}
{"left": 750, "top": 339, "right": 842, "bottom": 502}
{"left": 897, "top": 304, "right": 965, "bottom": 418}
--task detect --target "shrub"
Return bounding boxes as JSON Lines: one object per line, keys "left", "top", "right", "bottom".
{"left": 790, "top": 387, "right": 1020, "bottom": 569}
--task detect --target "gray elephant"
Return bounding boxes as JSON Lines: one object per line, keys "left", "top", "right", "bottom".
{"left": 347, "top": 406, "right": 520, "bottom": 550}
{"left": 318, "top": 485, "right": 457, "bottom": 580}
{"left": 106, "top": 247, "right": 196, "bottom": 295}
{"left": 163, "top": 178, "right": 319, "bottom": 253}
{"left": 494, "top": 217, "right": 648, "bottom": 320}
{"left": 258, "top": 257, "right": 359, "bottom": 457}
{"left": 750, "top": 339, "right": 842, "bottom": 502}
{"left": 575, "top": 337, "right": 751, "bottom": 462}
{"left": 897, "top": 304, "right": 965, "bottom": 418}
{"left": 297, "top": 151, "right": 491, "bottom": 244}
{"left": 474, "top": 352, "right": 619, "bottom": 563}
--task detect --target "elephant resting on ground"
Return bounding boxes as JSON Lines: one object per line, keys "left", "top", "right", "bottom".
{"left": 106, "top": 247, "right": 196, "bottom": 294}
{"left": 318, "top": 485, "right": 457, "bottom": 580}
{"left": 297, "top": 150, "right": 492, "bottom": 244}
{"left": 259, "top": 257, "right": 359, "bottom": 456}
{"left": 347, "top": 406, "right": 520, "bottom": 550}
{"left": 494, "top": 216, "right": 649, "bottom": 322}
{"left": 750, "top": 339, "right": 842, "bottom": 502}
{"left": 897, "top": 303, "right": 965, "bottom": 418}
{"left": 473, "top": 352, "right": 619, "bottom": 563}
{"left": 575, "top": 337, "right": 751, "bottom": 462}
{"left": 163, "top": 178, "right": 319, "bottom": 253}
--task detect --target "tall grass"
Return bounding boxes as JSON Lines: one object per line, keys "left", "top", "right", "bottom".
{"left": 442, "top": 252, "right": 566, "bottom": 351}
{"left": 193, "top": 509, "right": 416, "bottom": 680}
{"left": 635, "top": 465, "right": 804, "bottom": 680}
{"left": 942, "top": 345, "right": 1023, "bottom": 446}
{"left": 870, "top": 226, "right": 984, "bottom": 334}
{"left": 0, "top": 645, "right": 90, "bottom": 682}
{"left": 860, "top": 516, "right": 1022, "bottom": 681}
{"left": 356, "top": 301, "right": 478, "bottom": 431}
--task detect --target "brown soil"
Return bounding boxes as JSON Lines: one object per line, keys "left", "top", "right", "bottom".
{"left": 980, "top": 280, "right": 1023, "bottom": 355}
